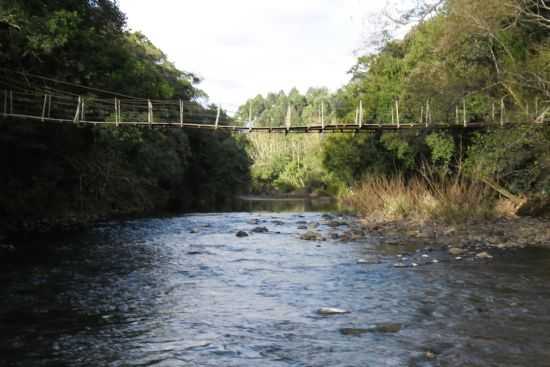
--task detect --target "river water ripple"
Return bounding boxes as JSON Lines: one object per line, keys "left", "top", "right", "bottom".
{"left": 2, "top": 206, "right": 550, "bottom": 366}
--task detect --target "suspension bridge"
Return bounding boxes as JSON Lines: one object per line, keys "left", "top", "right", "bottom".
{"left": 1, "top": 70, "right": 549, "bottom": 133}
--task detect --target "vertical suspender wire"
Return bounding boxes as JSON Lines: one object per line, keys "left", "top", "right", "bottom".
{"left": 41, "top": 94, "right": 48, "bottom": 122}
{"left": 179, "top": 99, "right": 183, "bottom": 128}
{"left": 463, "top": 98, "right": 467, "bottom": 128}
{"left": 321, "top": 102, "right": 325, "bottom": 132}
{"left": 114, "top": 97, "right": 119, "bottom": 127}
{"left": 395, "top": 99, "right": 400, "bottom": 129}
{"left": 73, "top": 96, "right": 81, "bottom": 123}
{"left": 215, "top": 105, "right": 221, "bottom": 130}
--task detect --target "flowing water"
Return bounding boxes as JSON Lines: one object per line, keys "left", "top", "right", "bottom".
{"left": 1, "top": 198, "right": 550, "bottom": 366}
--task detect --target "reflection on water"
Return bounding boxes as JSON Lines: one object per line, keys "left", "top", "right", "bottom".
{"left": 1, "top": 205, "right": 550, "bottom": 366}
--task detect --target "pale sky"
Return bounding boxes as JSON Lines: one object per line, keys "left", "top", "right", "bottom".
{"left": 117, "top": 0, "right": 387, "bottom": 111}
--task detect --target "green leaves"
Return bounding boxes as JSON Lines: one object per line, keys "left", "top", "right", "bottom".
{"left": 425, "top": 132, "right": 455, "bottom": 169}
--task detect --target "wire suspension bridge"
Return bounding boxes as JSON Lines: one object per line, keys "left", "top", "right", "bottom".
{"left": 1, "top": 70, "right": 549, "bottom": 133}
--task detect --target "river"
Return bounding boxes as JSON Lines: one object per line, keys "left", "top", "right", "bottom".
{"left": 1, "top": 198, "right": 550, "bottom": 366}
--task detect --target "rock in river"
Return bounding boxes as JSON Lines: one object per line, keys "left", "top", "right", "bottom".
{"left": 476, "top": 251, "right": 493, "bottom": 260}
{"left": 300, "top": 231, "right": 325, "bottom": 241}
{"left": 357, "top": 256, "right": 380, "bottom": 264}
{"left": 251, "top": 226, "right": 269, "bottom": 233}
{"left": 236, "top": 231, "right": 249, "bottom": 237}
{"left": 317, "top": 307, "right": 350, "bottom": 315}
{"left": 340, "top": 323, "right": 402, "bottom": 335}
{"left": 448, "top": 247, "right": 465, "bottom": 256}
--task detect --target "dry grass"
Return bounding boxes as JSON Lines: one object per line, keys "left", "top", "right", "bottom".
{"left": 344, "top": 169, "right": 497, "bottom": 225}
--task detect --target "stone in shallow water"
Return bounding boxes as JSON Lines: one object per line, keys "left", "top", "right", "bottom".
{"left": 251, "top": 226, "right": 269, "bottom": 233}
{"left": 357, "top": 256, "right": 380, "bottom": 264}
{"left": 476, "top": 251, "right": 493, "bottom": 259}
{"left": 448, "top": 247, "right": 465, "bottom": 256}
{"left": 300, "top": 231, "right": 324, "bottom": 241}
{"left": 236, "top": 231, "right": 249, "bottom": 237}
{"left": 339, "top": 323, "right": 402, "bottom": 335}
{"left": 317, "top": 307, "right": 350, "bottom": 315}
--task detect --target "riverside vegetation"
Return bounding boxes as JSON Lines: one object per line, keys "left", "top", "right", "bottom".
{"left": 0, "top": 0, "right": 250, "bottom": 234}
{"left": 237, "top": 0, "right": 550, "bottom": 237}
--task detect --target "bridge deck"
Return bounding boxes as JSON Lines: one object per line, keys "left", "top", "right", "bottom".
{"left": 3, "top": 112, "right": 547, "bottom": 133}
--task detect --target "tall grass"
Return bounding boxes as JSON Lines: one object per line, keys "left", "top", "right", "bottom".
{"left": 345, "top": 167, "right": 497, "bottom": 224}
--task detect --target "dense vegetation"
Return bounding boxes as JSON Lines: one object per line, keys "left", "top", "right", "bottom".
{"left": 238, "top": 0, "right": 550, "bottom": 221}
{"left": 0, "top": 0, "right": 250, "bottom": 233}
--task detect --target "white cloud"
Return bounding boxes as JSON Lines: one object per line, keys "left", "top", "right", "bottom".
{"left": 117, "top": 0, "right": 386, "bottom": 110}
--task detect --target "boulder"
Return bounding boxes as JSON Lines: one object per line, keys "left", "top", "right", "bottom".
{"left": 236, "top": 231, "right": 249, "bottom": 237}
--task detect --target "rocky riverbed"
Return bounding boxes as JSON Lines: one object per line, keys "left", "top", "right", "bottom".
{"left": 293, "top": 213, "right": 550, "bottom": 266}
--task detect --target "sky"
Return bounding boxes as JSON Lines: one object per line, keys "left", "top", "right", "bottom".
{"left": 117, "top": 0, "right": 387, "bottom": 111}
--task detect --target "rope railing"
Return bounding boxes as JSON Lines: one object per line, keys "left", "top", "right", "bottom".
{"left": 1, "top": 74, "right": 549, "bottom": 134}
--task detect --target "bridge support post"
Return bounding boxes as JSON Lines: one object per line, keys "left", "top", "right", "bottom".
{"left": 395, "top": 99, "right": 400, "bottom": 128}
{"left": 148, "top": 99, "right": 153, "bottom": 128}
{"left": 463, "top": 98, "right": 467, "bottom": 128}
{"left": 41, "top": 94, "right": 48, "bottom": 122}
{"left": 114, "top": 97, "right": 118, "bottom": 127}
{"left": 215, "top": 105, "right": 221, "bottom": 130}
{"left": 321, "top": 102, "right": 325, "bottom": 133}
{"left": 425, "top": 99, "right": 431, "bottom": 127}
{"left": 81, "top": 98, "right": 85, "bottom": 121}
{"left": 179, "top": 99, "right": 183, "bottom": 128}
{"left": 359, "top": 100, "right": 363, "bottom": 129}
{"left": 73, "top": 96, "right": 81, "bottom": 123}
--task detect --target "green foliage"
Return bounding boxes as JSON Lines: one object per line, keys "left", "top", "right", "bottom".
{"left": 465, "top": 127, "right": 550, "bottom": 194}
{"left": 0, "top": 0, "right": 250, "bottom": 230}
{"left": 322, "top": 134, "right": 394, "bottom": 185}
{"left": 425, "top": 132, "right": 455, "bottom": 169}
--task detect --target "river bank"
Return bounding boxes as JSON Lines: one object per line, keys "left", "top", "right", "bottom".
{"left": 298, "top": 213, "right": 550, "bottom": 267}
